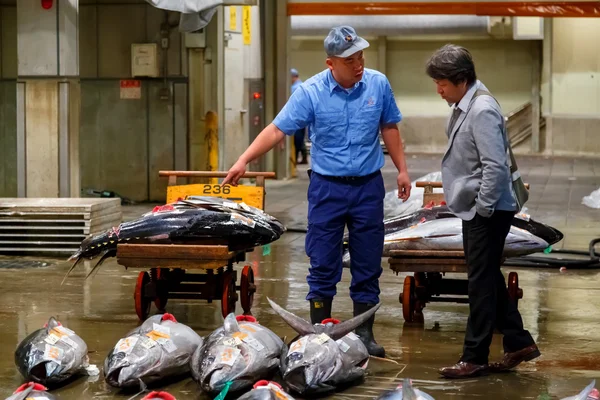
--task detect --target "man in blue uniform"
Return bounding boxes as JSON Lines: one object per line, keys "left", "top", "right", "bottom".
{"left": 222, "top": 26, "right": 411, "bottom": 357}
{"left": 290, "top": 68, "right": 308, "bottom": 164}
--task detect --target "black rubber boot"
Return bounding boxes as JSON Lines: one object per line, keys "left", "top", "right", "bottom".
{"left": 309, "top": 298, "right": 332, "bottom": 324}
{"left": 353, "top": 302, "right": 385, "bottom": 358}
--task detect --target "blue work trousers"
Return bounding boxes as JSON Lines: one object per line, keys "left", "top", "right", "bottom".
{"left": 305, "top": 171, "right": 385, "bottom": 304}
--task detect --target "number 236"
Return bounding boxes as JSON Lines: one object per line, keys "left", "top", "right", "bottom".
{"left": 203, "top": 184, "right": 231, "bottom": 195}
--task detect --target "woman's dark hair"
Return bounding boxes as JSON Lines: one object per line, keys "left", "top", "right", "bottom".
{"left": 426, "top": 44, "right": 477, "bottom": 86}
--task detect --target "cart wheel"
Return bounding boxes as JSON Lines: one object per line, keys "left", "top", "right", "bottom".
{"left": 400, "top": 276, "right": 416, "bottom": 323}
{"left": 240, "top": 265, "right": 256, "bottom": 315}
{"left": 154, "top": 268, "right": 169, "bottom": 311}
{"left": 221, "top": 271, "right": 238, "bottom": 318}
{"left": 134, "top": 271, "right": 151, "bottom": 321}
{"left": 507, "top": 272, "right": 523, "bottom": 307}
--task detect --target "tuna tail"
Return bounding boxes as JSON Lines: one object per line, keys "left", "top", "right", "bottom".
{"left": 45, "top": 316, "right": 61, "bottom": 330}
{"left": 61, "top": 255, "right": 84, "bottom": 286}
{"left": 223, "top": 313, "right": 241, "bottom": 334}
{"left": 326, "top": 303, "right": 381, "bottom": 341}
{"left": 569, "top": 380, "right": 596, "bottom": 400}
{"left": 84, "top": 249, "right": 114, "bottom": 279}
{"left": 267, "top": 298, "right": 316, "bottom": 336}
{"left": 402, "top": 378, "right": 417, "bottom": 400}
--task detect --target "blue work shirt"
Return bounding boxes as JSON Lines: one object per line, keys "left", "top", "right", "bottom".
{"left": 273, "top": 68, "right": 402, "bottom": 177}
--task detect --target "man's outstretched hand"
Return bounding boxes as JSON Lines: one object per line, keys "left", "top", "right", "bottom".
{"left": 397, "top": 171, "right": 411, "bottom": 201}
{"left": 221, "top": 159, "right": 247, "bottom": 187}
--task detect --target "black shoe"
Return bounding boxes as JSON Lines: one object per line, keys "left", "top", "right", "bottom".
{"left": 353, "top": 302, "right": 385, "bottom": 358}
{"left": 310, "top": 298, "right": 332, "bottom": 324}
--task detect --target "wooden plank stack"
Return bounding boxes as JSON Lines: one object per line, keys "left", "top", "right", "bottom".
{"left": 0, "top": 198, "right": 122, "bottom": 256}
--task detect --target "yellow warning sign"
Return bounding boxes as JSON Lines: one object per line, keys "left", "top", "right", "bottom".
{"left": 242, "top": 6, "right": 251, "bottom": 45}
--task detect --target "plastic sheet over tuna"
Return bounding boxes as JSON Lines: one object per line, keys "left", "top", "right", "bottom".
{"left": 383, "top": 171, "right": 442, "bottom": 218}
{"left": 104, "top": 313, "right": 203, "bottom": 389}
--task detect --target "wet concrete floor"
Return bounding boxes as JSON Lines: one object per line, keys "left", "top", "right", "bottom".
{"left": 1, "top": 154, "right": 600, "bottom": 399}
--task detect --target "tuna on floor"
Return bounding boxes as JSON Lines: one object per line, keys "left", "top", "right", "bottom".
{"left": 14, "top": 317, "right": 91, "bottom": 387}
{"left": 104, "top": 313, "right": 203, "bottom": 389}
{"left": 190, "top": 313, "right": 285, "bottom": 396}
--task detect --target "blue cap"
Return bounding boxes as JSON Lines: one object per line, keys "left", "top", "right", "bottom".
{"left": 324, "top": 25, "right": 369, "bottom": 58}
{"left": 290, "top": 68, "right": 299, "bottom": 77}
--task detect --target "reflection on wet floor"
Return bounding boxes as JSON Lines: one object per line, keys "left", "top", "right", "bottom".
{"left": 0, "top": 232, "right": 599, "bottom": 399}
{"left": 2, "top": 155, "right": 600, "bottom": 399}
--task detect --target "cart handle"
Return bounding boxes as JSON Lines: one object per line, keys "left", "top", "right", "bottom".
{"left": 159, "top": 171, "right": 276, "bottom": 179}
{"left": 416, "top": 181, "right": 529, "bottom": 189}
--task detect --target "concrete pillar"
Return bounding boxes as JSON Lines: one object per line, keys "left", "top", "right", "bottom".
{"left": 531, "top": 41, "right": 541, "bottom": 153}
{"left": 16, "top": 0, "right": 80, "bottom": 198}
{"left": 262, "top": 0, "right": 290, "bottom": 180}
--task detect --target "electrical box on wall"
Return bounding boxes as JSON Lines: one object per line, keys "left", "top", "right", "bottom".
{"left": 131, "top": 43, "right": 159, "bottom": 77}
{"left": 184, "top": 29, "right": 206, "bottom": 48}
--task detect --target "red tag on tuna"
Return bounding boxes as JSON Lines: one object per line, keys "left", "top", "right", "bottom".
{"left": 236, "top": 315, "right": 257, "bottom": 323}
{"left": 152, "top": 204, "right": 175, "bottom": 213}
{"left": 161, "top": 313, "right": 177, "bottom": 323}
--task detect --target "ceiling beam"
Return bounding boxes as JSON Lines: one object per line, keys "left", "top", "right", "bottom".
{"left": 287, "top": 2, "right": 600, "bottom": 17}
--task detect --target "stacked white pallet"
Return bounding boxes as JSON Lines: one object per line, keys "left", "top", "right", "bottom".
{"left": 0, "top": 198, "right": 122, "bottom": 255}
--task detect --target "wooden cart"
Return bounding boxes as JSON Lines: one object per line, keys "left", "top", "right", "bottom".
{"left": 116, "top": 170, "right": 275, "bottom": 321}
{"left": 391, "top": 181, "right": 525, "bottom": 323}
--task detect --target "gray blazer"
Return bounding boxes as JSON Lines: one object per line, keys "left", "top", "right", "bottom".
{"left": 441, "top": 80, "right": 517, "bottom": 221}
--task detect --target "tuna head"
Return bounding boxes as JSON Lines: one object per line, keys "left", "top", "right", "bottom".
{"left": 267, "top": 298, "right": 379, "bottom": 395}
{"left": 191, "top": 314, "right": 256, "bottom": 394}
{"left": 104, "top": 334, "right": 162, "bottom": 388}
{"left": 14, "top": 317, "right": 88, "bottom": 386}
{"left": 105, "top": 313, "right": 203, "bottom": 389}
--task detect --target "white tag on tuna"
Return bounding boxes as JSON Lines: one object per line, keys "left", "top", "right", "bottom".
{"left": 44, "top": 333, "right": 61, "bottom": 345}
{"left": 60, "top": 336, "right": 79, "bottom": 349}
{"left": 336, "top": 339, "right": 351, "bottom": 353}
{"left": 159, "top": 339, "right": 177, "bottom": 353}
{"left": 243, "top": 336, "right": 265, "bottom": 351}
{"left": 54, "top": 325, "right": 75, "bottom": 336}
{"left": 230, "top": 213, "right": 256, "bottom": 228}
{"left": 43, "top": 344, "right": 64, "bottom": 364}
{"left": 115, "top": 337, "right": 138, "bottom": 354}
{"left": 152, "top": 323, "right": 170, "bottom": 336}
{"left": 289, "top": 337, "right": 307, "bottom": 354}
{"left": 312, "top": 333, "right": 331, "bottom": 345}
{"left": 346, "top": 332, "right": 360, "bottom": 341}
{"left": 216, "top": 346, "right": 241, "bottom": 366}
{"left": 141, "top": 336, "right": 157, "bottom": 349}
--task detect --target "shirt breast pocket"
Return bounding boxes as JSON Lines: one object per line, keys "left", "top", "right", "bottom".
{"left": 314, "top": 111, "right": 346, "bottom": 147}
{"left": 358, "top": 106, "right": 382, "bottom": 144}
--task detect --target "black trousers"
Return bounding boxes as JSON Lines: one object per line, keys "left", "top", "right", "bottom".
{"left": 460, "top": 210, "right": 535, "bottom": 364}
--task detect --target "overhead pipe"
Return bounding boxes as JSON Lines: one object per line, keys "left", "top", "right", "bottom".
{"left": 290, "top": 15, "right": 491, "bottom": 36}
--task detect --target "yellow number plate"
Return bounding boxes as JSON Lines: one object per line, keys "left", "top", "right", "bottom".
{"left": 166, "top": 184, "right": 265, "bottom": 210}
